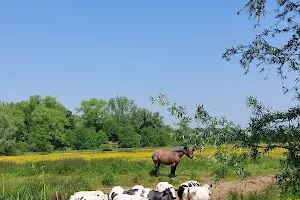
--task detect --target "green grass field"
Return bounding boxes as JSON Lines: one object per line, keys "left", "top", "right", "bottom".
{"left": 0, "top": 145, "right": 285, "bottom": 199}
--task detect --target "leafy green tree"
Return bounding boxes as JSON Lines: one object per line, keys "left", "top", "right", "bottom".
{"left": 68, "top": 127, "right": 98, "bottom": 150}
{"left": 64, "top": 110, "right": 76, "bottom": 130}
{"left": 222, "top": 0, "right": 300, "bottom": 196}
{"left": 117, "top": 126, "right": 141, "bottom": 148}
{"left": 140, "top": 126, "right": 159, "bottom": 147}
{"left": 140, "top": 126, "right": 169, "bottom": 147}
{"left": 101, "top": 118, "right": 120, "bottom": 142}
{"left": 29, "top": 106, "right": 69, "bottom": 150}
{"left": 0, "top": 115, "right": 17, "bottom": 155}
{"left": 75, "top": 98, "right": 108, "bottom": 132}
{"left": 107, "top": 95, "right": 137, "bottom": 125}
{"left": 0, "top": 103, "right": 26, "bottom": 142}
{"left": 27, "top": 125, "right": 53, "bottom": 152}
{"left": 131, "top": 107, "right": 164, "bottom": 130}
{"left": 96, "top": 130, "right": 109, "bottom": 146}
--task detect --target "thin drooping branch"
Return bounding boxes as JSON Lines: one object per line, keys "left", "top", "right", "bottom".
{"left": 223, "top": 1, "right": 300, "bottom": 99}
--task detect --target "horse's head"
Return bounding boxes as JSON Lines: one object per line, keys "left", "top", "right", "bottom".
{"left": 183, "top": 146, "right": 196, "bottom": 159}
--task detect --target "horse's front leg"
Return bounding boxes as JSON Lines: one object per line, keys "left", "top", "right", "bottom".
{"left": 169, "top": 163, "right": 178, "bottom": 178}
{"left": 155, "top": 162, "right": 161, "bottom": 177}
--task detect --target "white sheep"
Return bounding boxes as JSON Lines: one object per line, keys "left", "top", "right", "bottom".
{"left": 155, "top": 181, "right": 176, "bottom": 199}
{"left": 132, "top": 185, "right": 144, "bottom": 190}
{"left": 69, "top": 190, "right": 108, "bottom": 200}
{"left": 178, "top": 180, "right": 201, "bottom": 200}
{"left": 182, "top": 184, "right": 212, "bottom": 200}
{"left": 111, "top": 193, "right": 145, "bottom": 200}
{"left": 109, "top": 186, "right": 124, "bottom": 200}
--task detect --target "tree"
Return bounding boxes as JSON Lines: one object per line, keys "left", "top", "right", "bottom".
{"left": 29, "top": 106, "right": 69, "bottom": 150}
{"left": 221, "top": 0, "right": 300, "bottom": 196}
{"left": 75, "top": 98, "right": 108, "bottom": 132}
{"left": 67, "top": 127, "right": 98, "bottom": 150}
{"left": 140, "top": 126, "right": 169, "bottom": 147}
{"left": 0, "top": 115, "right": 17, "bottom": 155}
{"left": 117, "top": 126, "right": 141, "bottom": 148}
{"left": 223, "top": 0, "right": 300, "bottom": 100}
{"left": 96, "top": 130, "right": 109, "bottom": 146}
{"left": 101, "top": 118, "right": 120, "bottom": 142}
{"left": 107, "top": 95, "right": 137, "bottom": 125}
{"left": 0, "top": 103, "right": 26, "bottom": 142}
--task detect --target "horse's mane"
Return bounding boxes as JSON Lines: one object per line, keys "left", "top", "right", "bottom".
{"left": 171, "top": 146, "right": 186, "bottom": 152}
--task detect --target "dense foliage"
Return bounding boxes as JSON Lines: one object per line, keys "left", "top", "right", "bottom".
{"left": 0, "top": 95, "right": 174, "bottom": 154}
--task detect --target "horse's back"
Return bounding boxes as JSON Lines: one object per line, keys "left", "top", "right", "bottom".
{"left": 152, "top": 150, "right": 177, "bottom": 165}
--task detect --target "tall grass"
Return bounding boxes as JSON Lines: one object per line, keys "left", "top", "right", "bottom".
{"left": 0, "top": 153, "right": 281, "bottom": 199}
{"left": 0, "top": 145, "right": 287, "bottom": 199}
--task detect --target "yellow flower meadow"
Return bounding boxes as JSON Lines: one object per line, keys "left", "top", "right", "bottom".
{"left": 0, "top": 145, "right": 287, "bottom": 164}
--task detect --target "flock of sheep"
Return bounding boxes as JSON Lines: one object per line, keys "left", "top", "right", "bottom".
{"left": 69, "top": 180, "right": 212, "bottom": 200}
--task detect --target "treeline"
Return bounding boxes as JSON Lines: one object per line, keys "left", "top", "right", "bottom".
{"left": 0, "top": 95, "right": 175, "bottom": 155}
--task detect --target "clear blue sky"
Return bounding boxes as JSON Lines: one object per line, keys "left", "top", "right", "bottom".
{"left": 0, "top": 1, "right": 296, "bottom": 128}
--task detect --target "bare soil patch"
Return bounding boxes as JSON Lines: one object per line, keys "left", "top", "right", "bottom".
{"left": 210, "top": 176, "right": 275, "bottom": 200}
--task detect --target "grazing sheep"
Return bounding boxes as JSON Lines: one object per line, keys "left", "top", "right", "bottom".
{"left": 182, "top": 184, "right": 212, "bottom": 200}
{"left": 142, "top": 188, "right": 176, "bottom": 200}
{"left": 155, "top": 182, "right": 176, "bottom": 199}
{"left": 109, "top": 186, "right": 124, "bottom": 200}
{"left": 177, "top": 180, "right": 201, "bottom": 200}
{"left": 123, "top": 188, "right": 144, "bottom": 196}
{"left": 139, "top": 187, "right": 152, "bottom": 198}
{"left": 69, "top": 190, "right": 108, "bottom": 200}
{"left": 109, "top": 186, "right": 147, "bottom": 200}
{"left": 132, "top": 185, "right": 144, "bottom": 190}
{"left": 111, "top": 192, "right": 145, "bottom": 200}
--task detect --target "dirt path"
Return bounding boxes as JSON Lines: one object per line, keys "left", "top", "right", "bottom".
{"left": 210, "top": 176, "right": 275, "bottom": 200}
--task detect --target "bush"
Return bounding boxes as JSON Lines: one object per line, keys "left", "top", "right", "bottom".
{"left": 68, "top": 127, "right": 98, "bottom": 150}
{"left": 140, "top": 126, "right": 169, "bottom": 147}
{"left": 27, "top": 125, "right": 54, "bottom": 153}
{"left": 99, "top": 144, "right": 113, "bottom": 151}
{"left": 96, "top": 130, "right": 109, "bottom": 146}
{"left": 117, "top": 126, "right": 141, "bottom": 148}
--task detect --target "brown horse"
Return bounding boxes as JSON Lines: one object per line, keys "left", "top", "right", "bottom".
{"left": 152, "top": 146, "right": 195, "bottom": 178}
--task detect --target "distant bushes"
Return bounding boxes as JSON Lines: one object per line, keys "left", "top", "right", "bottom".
{"left": 0, "top": 95, "right": 175, "bottom": 155}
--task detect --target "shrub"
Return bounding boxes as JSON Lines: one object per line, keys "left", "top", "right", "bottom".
{"left": 117, "top": 126, "right": 141, "bottom": 148}
{"left": 69, "top": 127, "right": 98, "bottom": 150}
{"left": 99, "top": 144, "right": 113, "bottom": 151}
{"left": 96, "top": 130, "right": 109, "bottom": 146}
